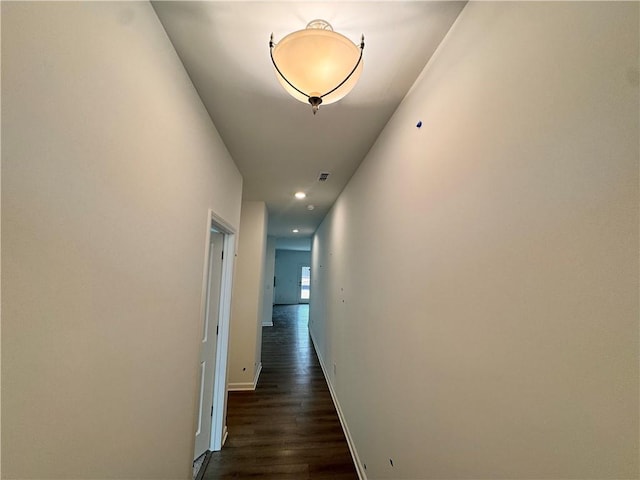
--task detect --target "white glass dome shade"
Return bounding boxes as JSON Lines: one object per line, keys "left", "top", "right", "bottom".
{"left": 271, "top": 20, "right": 364, "bottom": 109}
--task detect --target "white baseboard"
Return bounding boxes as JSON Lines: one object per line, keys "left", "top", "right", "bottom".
{"left": 254, "top": 361, "right": 262, "bottom": 387}
{"left": 262, "top": 321, "right": 273, "bottom": 327}
{"left": 221, "top": 426, "right": 228, "bottom": 447}
{"left": 309, "top": 330, "right": 367, "bottom": 480}
{"left": 228, "top": 362, "right": 262, "bottom": 391}
{"left": 227, "top": 381, "right": 255, "bottom": 391}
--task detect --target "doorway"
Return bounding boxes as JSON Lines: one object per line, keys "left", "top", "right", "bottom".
{"left": 194, "top": 211, "right": 236, "bottom": 461}
{"left": 298, "top": 265, "right": 311, "bottom": 304}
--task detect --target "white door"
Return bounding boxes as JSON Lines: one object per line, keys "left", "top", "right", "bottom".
{"left": 194, "top": 230, "right": 224, "bottom": 459}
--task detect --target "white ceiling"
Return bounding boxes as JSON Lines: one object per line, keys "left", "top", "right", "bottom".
{"left": 152, "top": 1, "right": 466, "bottom": 241}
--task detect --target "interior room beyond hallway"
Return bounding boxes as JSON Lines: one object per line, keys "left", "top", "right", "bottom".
{"left": 274, "top": 249, "right": 312, "bottom": 305}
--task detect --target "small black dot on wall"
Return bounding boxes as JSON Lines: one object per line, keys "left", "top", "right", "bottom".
{"left": 390, "top": 459, "right": 394, "bottom": 467}
{"left": 364, "top": 464, "right": 367, "bottom": 470}
{"left": 242, "top": 367, "right": 246, "bottom": 371}
{"left": 416, "top": 121, "right": 422, "bottom": 128}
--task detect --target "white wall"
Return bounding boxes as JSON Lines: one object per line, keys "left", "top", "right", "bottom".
{"left": 228, "top": 201, "right": 267, "bottom": 388}
{"left": 262, "top": 236, "right": 277, "bottom": 326}
{"left": 310, "top": 2, "right": 639, "bottom": 479}
{"left": 274, "top": 249, "right": 311, "bottom": 305}
{"left": 1, "top": 2, "right": 243, "bottom": 479}
{"left": 275, "top": 236, "right": 312, "bottom": 251}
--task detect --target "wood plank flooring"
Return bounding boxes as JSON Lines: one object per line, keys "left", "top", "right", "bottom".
{"left": 202, "top": 305, "right": 358, "bottom": 480}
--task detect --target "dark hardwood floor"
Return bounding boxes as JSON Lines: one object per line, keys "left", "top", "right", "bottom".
{"left": 202, "top": 304, "right": 358, "bottom": 480}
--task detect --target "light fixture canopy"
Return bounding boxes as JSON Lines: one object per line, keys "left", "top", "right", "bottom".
{"left": 270, "top": 20, "right": 365, "bottom": 114}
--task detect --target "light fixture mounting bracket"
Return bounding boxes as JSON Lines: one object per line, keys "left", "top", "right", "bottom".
{"left": 306, "top": 19, "right": 333, "bottom": 31}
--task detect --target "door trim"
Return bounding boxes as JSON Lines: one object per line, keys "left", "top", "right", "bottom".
{"left": 195, "top": 210, "right": 236, "bottom": 456}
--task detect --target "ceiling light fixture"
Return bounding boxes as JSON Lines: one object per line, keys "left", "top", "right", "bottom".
{"left": 294, "top": 192, "right": 306, "bottom": 199}
{"left": 270, "top": 20, "right": 365, "bottom": 115}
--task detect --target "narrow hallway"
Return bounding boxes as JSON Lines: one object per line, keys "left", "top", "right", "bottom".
{"left": 202, "top": 305, "right": 358, "bottom": 479}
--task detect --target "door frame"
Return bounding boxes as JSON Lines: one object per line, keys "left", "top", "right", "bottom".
{"left": 195, "top": 210, "right": 236, "bottom": 455}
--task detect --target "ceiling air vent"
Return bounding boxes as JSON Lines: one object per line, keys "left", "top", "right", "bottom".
{"left": 318, "top": 172, "right": 330, "bottom": 182}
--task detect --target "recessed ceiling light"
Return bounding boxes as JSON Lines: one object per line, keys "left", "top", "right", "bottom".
{"left": 294, "top": 192, "right": 306, "bottom": 199}
{"left": 292, "top": 229, "right": 299, "bottom": 233}
{"left": 307, "top": 204, "right": 315, "bottom": 210}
